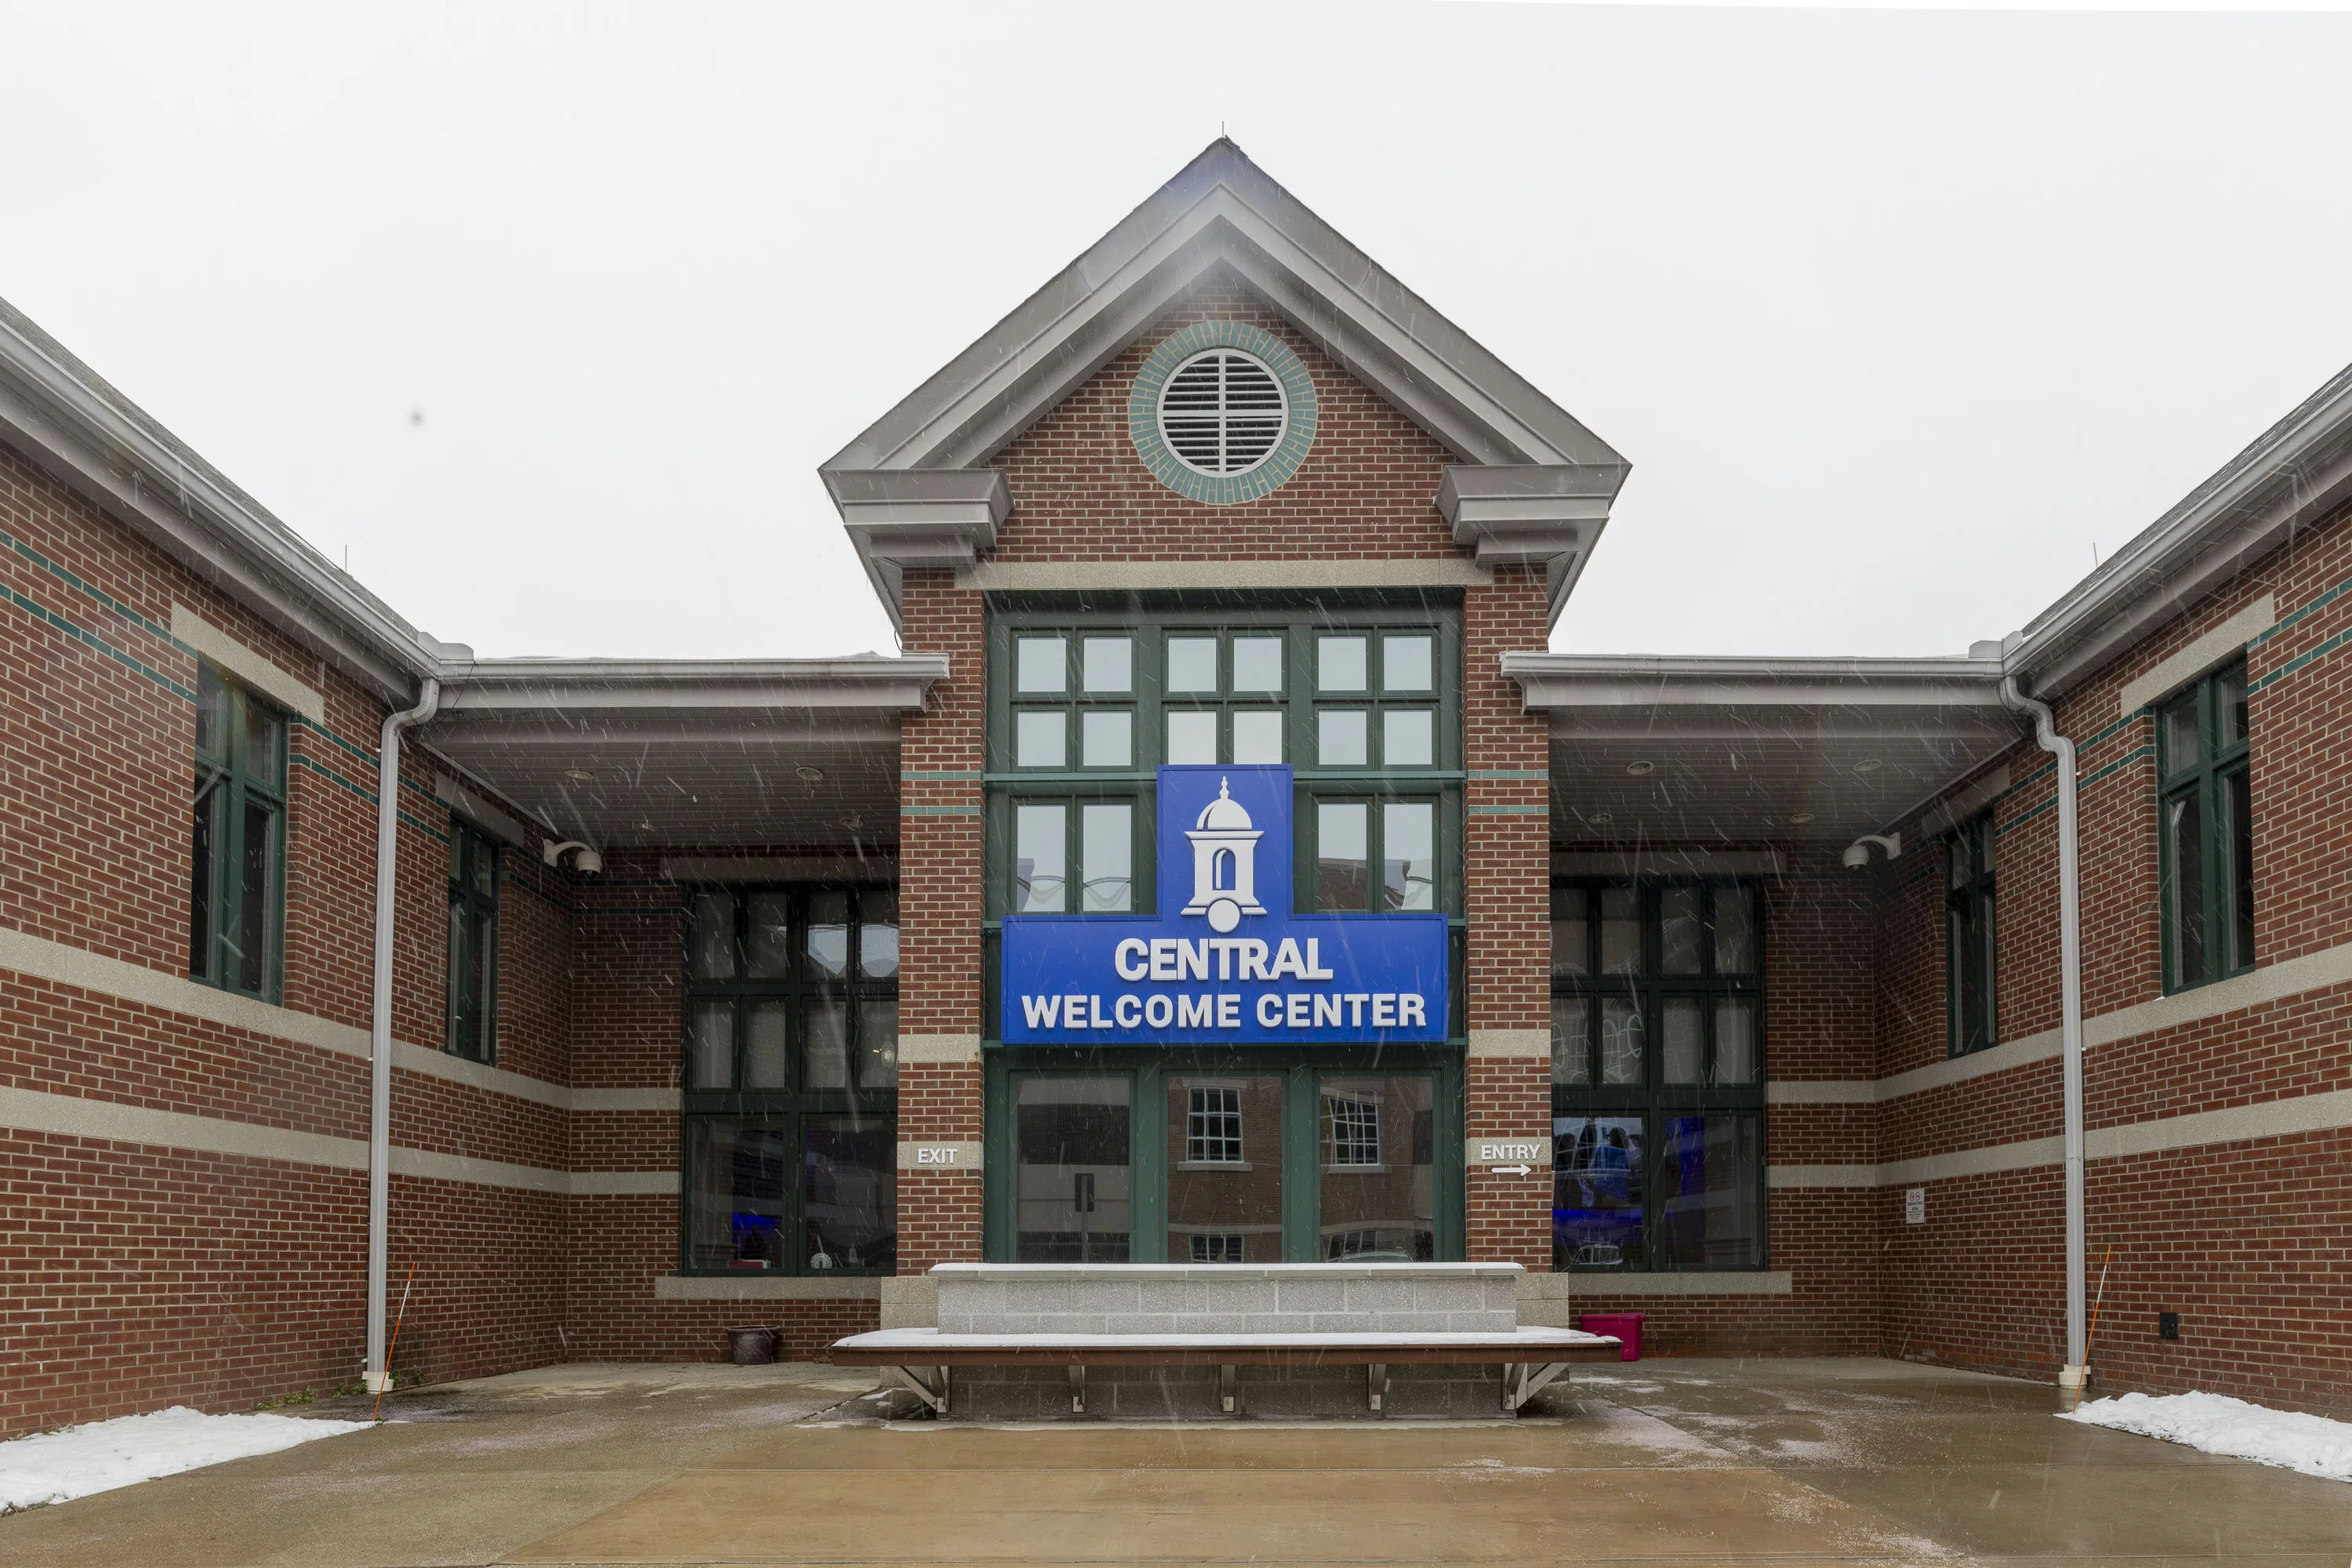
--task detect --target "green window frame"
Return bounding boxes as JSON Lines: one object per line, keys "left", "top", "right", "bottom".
{"left": 1548, "top": 880, "right": 1766, "bottom": 1272}
{"left": 2157, "top": 660, "right": 2254, "bottom": 993}
{"left": 982, "top": 1045, "right": 1464, "bottom": 1263}
{"left": 680, "top": 885, "right": 898, "bottom": 1276}
{"left": 446, "top": 819, "right": 499, "bottom": 1063}
{"left": 983, "top": 596, "right": 1465, "bottom": 1044}
{"left": 1946, "top": 811, "right": 1997, "bottom": 1057}
{"left": 188, "top": 662, "right": 286, "bottom": 1001}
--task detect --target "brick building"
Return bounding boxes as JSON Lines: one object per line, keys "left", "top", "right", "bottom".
{"left": 4, "top": 140, "right": 2351, "bottom": 1435}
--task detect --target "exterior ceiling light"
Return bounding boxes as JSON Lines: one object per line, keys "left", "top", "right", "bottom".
{"left": 563, "top": 768, "right": 595, "bottom": 783}
{"left": 1788, "top": 811, "right": 1816, "bottom": 824}
{"left": 1853, "top": 759, "right": 1884, "bottom": 775}
{"left": 1625, "top": 760, "right": 1655, "bottom": 776}
{"left": 795, "top": 764, "right": 826, "bottom": 783}
{"left": 1588, "top": 813, "right": 1613, "bottom": 826}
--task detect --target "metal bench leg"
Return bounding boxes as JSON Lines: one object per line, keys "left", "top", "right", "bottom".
{"left": 1502, "top": 1361, "right": 1570, "bottom": 1413}
{"left": 1069, "top": 1363, "right": 1087, "bottom": 1415}
{"left": 885, "top": 1365, "right": 947, "bottom": 1416}
{"left": 1368, "top": 1363, "right": 1387, "bottom": 1415}
{"left": 1219, "top": 1363, "right": 1237, "bottom": 1415}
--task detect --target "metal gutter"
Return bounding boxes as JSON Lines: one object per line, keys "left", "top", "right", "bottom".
{"left": 433, "top": 655, "right": 949, "bottom": 712}
{"left": 2005, "top": 358, "right": 2352, "bottom": 699}
{"left": 2000, "top": 677, "right": 2087, "bottom": 1392}
{"left": 365, "top": 677, "right": 439, "bottom": 1393}
{"left": 0, "top": 296, "right": 452, "bottom": 701}
{"left": 1502, "top": 652, "right": 2010, "bottom": 710}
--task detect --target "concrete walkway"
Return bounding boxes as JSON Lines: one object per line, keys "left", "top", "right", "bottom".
{"left": 1, "top": 1356, "right": 2347, "bottom": 1566}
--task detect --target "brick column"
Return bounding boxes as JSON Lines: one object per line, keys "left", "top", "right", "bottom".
{"left": 895, "top": 572, "right": 986, "bottom": 1280}
{"left": 1461, "top": 566, "right": 1553, "bottom": 1269}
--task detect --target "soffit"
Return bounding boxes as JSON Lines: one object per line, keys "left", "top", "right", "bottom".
{"left": 1511, "top": 654, "right": 2022, "bottom": 846}
{"left": 422, "top": 658, "right": 936, "bottom": 851}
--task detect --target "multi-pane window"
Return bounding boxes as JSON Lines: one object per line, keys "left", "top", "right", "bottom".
{"left": 1946, "top": 812, "right": 1996, "bottom": 1056}
{"left": 986, "top": 604, "right": 1461, "bottom": 938}
{"left": 1311, "top": 798, "right": 1436, "bottom": 912}
{"left": 188, "top": 662, "right": 285, "bottom": 1000}
{"left": 1324, "top": 1094, "right": 1381, "bottom": 1166}
{"left": 446, "top": 820, "right": 499, "bottom": 1062}
{"left": 2158, "top": 660, "right": 2255, "bottom": 993}
{"left": 681, "top": 887, "right": 897, "bottom": 1275}
{"left": 1185, "top": 1086, "right": 1244, "bottom": 1163}
{"left": 1012, "top": 800, "right": 1134, "bottom": 913}
{"left": 1550, "top": 881, "right": 1765, "bottom": 1271}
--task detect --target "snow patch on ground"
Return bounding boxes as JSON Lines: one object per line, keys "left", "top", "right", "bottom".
{"left": 2062, "top": 1391, "right": 2352, "bottom": 1483}
{"left": 0, "top": 1406, "right": 370, "bottom": 1512}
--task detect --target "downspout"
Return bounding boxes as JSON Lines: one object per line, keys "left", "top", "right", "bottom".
{"left": 2000, "top": 674, "right": 2086, "bottom": 1390}
{"left": 366, "top": 677, "right": 440, "bottom": 1392}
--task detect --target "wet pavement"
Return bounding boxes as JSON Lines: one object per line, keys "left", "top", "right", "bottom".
{"left": 0, "top": 1356, "right": 2346, "bottom": 1566}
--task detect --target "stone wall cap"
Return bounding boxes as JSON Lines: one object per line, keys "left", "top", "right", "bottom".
{"left": 930, "top": 1262, "right": 1526, "bottom": 1280}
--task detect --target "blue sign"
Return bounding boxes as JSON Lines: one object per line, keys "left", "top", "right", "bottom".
{"left": 1000, "top": 764, "right": 1448, "bottom": 1044}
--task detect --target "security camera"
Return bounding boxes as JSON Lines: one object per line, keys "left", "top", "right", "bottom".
{"left": 1842, "top": 833, "right": 1902, "bottom": 871}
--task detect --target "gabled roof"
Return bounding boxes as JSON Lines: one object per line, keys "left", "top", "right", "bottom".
{"left": 822, "top": 140, "right": 1628, "bottom": 630}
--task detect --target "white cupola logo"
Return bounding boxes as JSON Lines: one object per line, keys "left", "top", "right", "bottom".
{"left": 1181, "top": 777, "right": 1265, "bottom": 934}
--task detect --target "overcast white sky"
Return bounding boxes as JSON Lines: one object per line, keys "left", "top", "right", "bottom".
{"left": 6, "top": 2, "right": 2352, "bottom": 661}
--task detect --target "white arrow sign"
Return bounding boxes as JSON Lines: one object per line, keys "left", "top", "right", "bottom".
{"left": 1489, "top": 1163, "right": 1534, "bottom": 1176}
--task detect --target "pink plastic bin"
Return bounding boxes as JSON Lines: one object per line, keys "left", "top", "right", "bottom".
{"left": 1578, "top": 1311, "right": 1644, "bottom": 1362}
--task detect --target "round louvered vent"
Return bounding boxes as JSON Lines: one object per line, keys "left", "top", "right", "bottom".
{"left": 1156, "top": 350, "right": 1288, "bottom": 476}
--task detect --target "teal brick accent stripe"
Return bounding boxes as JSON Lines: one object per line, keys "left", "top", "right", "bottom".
{"left": 0, "top": 579, "right": 195, "bottom": 702}
{"left": 1466, "top": 804, "right": 1548, "bottom": 816}
{"left": 1468, "top": 768, "right": 1550, "bottom": 780}
{"left": 900, "top": 770, "right": 982, "bottom": 781}
{"left": 2250, "top": 572, "right": 2352, "bottom": 650}
{"left": 1127, "top": 321, "right": 1319, "bottom": 506}
{"left": 2251, "top": 625, "right": 2352, "bottom": 695}
{"left": 901, "top": 804, "right": 984, "bottom": 817}
{"left": 0, "top": 521, "right": 187, "bottom": 655}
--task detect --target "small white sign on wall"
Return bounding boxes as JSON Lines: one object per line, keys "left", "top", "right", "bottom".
{"left": 1905, "top": 1187, "right": 1926, "bottom": 1225}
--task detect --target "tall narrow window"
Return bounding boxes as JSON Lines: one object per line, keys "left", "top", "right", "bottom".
{"left": 681, "top": 886, "right": 898, "bottom": 1275}
{"left": 1946, "top": 812, "right": 1996, "bottom": 1057}
{"left": 1550, "top": 880, "right": 1765, "bottom": 1271}
{"left": 446, "top": 820, "right": 500, "bottom": 1062}
{"left": 2158, "top": 660, "right": 2254, "bottom": 993}
{"left": 189, "top": 663, "right": 286, "bottom": 1000}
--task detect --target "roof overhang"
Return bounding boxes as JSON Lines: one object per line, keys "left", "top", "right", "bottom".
{"left": 0, "top": 296, "right": 450, "bottom": 704}
{"left": 2006, "top": 360, "right": 2352, "bottom": 699}
{"left": 424, "top": 655, "right": 945, "bottom": 851}
{"left": 1505, "top": 652, "right": 2020, "bottom": 847}
{"left": 822, "top": 141, "right": 1628, "bottom": 633}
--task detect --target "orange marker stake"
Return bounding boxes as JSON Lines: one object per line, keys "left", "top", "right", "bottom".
{"left": 2072, "top": 1246, "right": 2115, "bottom": 1414}
{"left": 372, "top": 1265, "right": 416, "bottom": 1423}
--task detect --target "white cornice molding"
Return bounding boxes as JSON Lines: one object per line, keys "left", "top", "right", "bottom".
{"left": 960, "top": 559, "right": 1491, "bottom": 593}
{"left": 818, "top": 142, "right": 1628, "bottom": 631}
{"left": 2006, "top": 361, "right": 2352, "bottom": 700}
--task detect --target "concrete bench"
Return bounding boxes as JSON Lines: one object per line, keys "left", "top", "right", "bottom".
{"left": 829, "top": 1262, "right": 1620, "bottom": 1419}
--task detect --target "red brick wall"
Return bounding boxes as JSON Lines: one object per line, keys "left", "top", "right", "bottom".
{"left": 1874, "top": 501, "right": 2352, "bottom": 1409}
{"left": 1464, "top": 567, "right": 1553, "bottom": 1267}
{"left": 986, "top": 271, "right": 1458, "bottom": 564}
{"left": 895, "top": 571, "right": 986, "bottom": 1269}
{"left": 0, "top": 431, "right": 584, "bottom": 1432}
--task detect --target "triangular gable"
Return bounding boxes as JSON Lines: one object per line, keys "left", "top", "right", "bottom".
{"left": 822, "top": 140, "right": 1628, "bottom": 629}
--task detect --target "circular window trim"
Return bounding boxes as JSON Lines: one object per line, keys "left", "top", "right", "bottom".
{"left": 1128, "top": 322, "right": 1318, "bottom": 505}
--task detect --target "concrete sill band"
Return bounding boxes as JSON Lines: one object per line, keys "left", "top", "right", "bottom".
{"left": 652, "top": 1275, "right": 884, "bottom": 1301}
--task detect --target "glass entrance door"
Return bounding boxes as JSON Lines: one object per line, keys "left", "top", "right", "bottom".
{"left": 1013, "top": 1076, "right": 1132, "bottom": 1261}
{"left": 990, "top": 1051, "right": 1459, "bottom": 1262}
